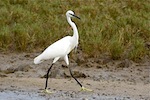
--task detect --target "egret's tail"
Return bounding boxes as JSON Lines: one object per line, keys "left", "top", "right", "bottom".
{"left": 34, "top": 56, "right": 42, "bottom": 64}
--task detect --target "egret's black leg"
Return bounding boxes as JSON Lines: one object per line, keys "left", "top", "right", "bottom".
{"left": 45, "top": 63, "right": 54, "bottom": 90}
{"left": 68, "top": 67, "right": 82, "bottom": 87}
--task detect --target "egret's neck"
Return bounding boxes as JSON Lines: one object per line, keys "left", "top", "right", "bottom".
{"left": 67, "top": 17, "right": 79, "bottom": 42}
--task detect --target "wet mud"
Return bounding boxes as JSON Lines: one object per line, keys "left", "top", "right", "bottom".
{"left": 0, "top": 53, "right": 149, "bottom": 100}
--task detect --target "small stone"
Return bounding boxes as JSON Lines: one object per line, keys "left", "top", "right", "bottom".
{"left": 82, "top": 98, "right": 88, "bottom": 100}
{"left": 4, "top": 67, "right": 15, "bottom": 74}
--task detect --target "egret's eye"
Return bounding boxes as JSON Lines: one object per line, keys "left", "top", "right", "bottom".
{"left": 69, "top": 13, "right": 73, "bottom": 16}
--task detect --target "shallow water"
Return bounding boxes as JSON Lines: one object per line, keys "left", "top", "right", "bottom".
{"left": 0, "top": 90, "right": 145, "bottom": 100}
{"left": 0, "top": 90, "right": 45, "bottom": 100}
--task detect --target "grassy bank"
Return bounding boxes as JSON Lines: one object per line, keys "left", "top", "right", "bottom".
{"left": 0, "top": 0, "right": 150, "bottom": 61}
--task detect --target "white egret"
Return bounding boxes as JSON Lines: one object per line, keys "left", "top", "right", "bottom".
{"left": 34, "top": 10, "right": 92, "bottom": 93}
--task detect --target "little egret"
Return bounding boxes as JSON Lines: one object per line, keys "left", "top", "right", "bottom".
{"left": 34, "top": 10, "right": 92, "bottom": 93}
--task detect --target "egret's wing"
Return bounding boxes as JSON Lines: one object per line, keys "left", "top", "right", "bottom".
{"left": 41, "top": 36, "right": 72, "bottom": 60}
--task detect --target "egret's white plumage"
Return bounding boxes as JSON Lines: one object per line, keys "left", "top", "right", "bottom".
{"left": 34, "top": 10, "right": 92, "bottom": 93}
{"left": 34, "top": 10, "right": 79, "bottom": 65}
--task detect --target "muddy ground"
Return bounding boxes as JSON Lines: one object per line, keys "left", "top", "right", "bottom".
{"left": 0, "top": 53, "right": 149, "bottom": 100}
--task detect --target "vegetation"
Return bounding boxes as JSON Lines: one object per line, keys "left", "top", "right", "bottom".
{"left": 0, "top": 0, "right": 150, "bottom": 61}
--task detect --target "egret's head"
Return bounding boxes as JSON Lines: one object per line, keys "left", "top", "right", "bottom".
{"left": 66, "top": 10, "right": 80, "bottom": 19}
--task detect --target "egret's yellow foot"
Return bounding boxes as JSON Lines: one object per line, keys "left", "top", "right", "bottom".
{"left": 42, "top": 89, "right": 54, "bottom": 94}
{"left": 81, "top": 86, "right": 93, "bottom": 92}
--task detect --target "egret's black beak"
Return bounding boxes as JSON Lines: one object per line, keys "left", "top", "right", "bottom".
{"left": 70, "top": 13, "right": 80, "bottom": 19}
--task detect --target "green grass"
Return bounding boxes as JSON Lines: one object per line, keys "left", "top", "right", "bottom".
{"left": 0, "top": 0, "right": 150, "bottom": 61}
